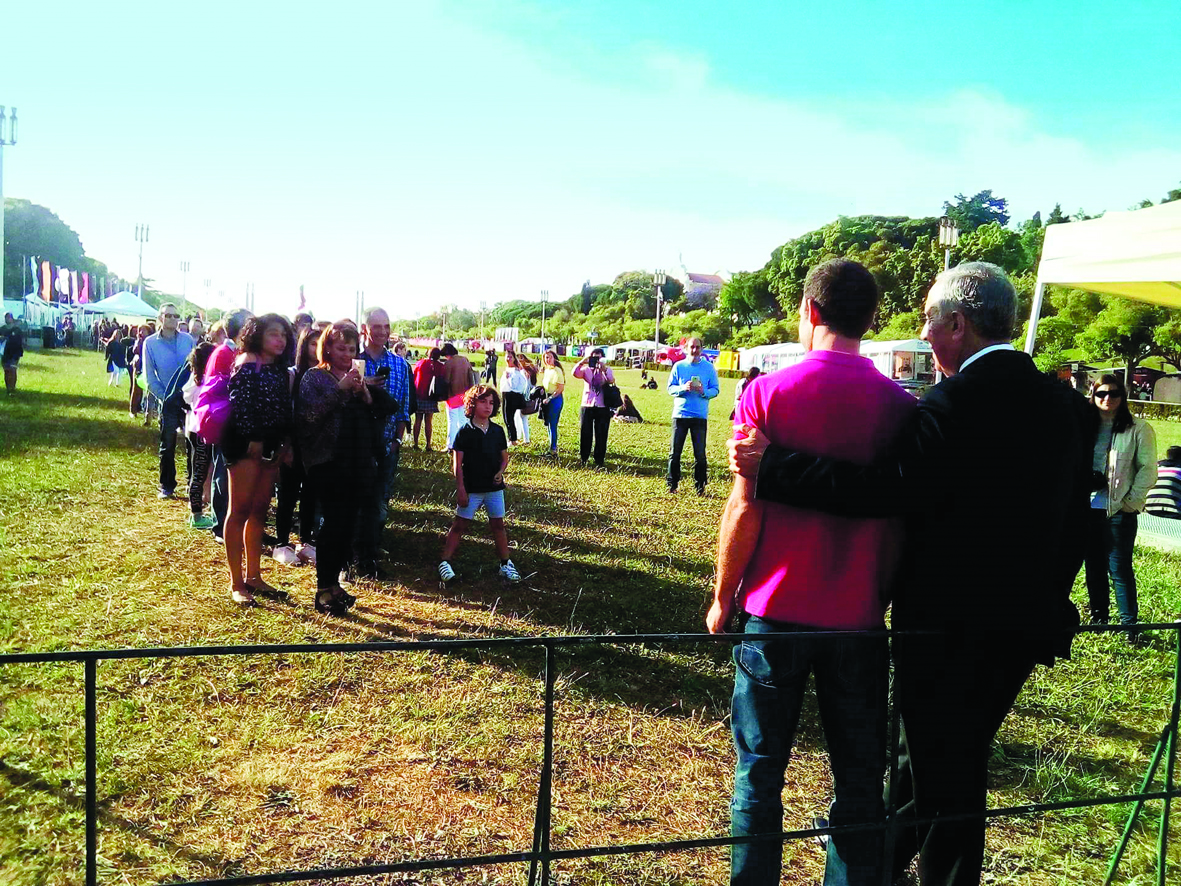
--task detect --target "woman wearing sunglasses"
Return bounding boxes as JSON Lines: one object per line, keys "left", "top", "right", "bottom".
{"left": 1085, "top": 373, "right": 1157, "bottom": 642}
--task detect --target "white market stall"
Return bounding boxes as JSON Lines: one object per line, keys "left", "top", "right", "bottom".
{"left": 86, "top": 290, "right": 159, "bottom": 324}
{"left": 605, "top": 340, "right": 660, "bottom": 362}
{"left": 1024, "top": 199, "right": 1181, "bottom": 352}
{"left": 739, "top": 338, "right": 934, "bottom": 381}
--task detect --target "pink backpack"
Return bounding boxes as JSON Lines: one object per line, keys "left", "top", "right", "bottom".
{"left": 192, "top": 372, "right": 232, "bottom": 445}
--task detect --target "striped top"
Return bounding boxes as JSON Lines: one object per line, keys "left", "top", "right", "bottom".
{"left": 1146, "top": 460, "right": 1181, "bottom": 519}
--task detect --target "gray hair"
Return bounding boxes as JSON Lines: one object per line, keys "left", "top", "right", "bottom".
{"left": 928, "top": 262, "right": 1016, "bottom": 341}
{"left": 362, "top": 306, "right": 389, "bottom": 326}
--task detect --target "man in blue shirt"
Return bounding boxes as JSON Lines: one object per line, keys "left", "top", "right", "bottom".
{"left": 359, "top": 307, "right": 412, "bottom": 578}
{"left": 142, "top": 303, "right": 195, "bottom": 498}
{"left": 667, "top": 337, "right": 719, "bottom": 495}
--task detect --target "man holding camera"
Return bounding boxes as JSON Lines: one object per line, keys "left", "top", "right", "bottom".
{"left": 666, "top": 337, "right": 719, "bottom": 495}
{"left": 359, "top": 307, "right": 411, "bottom": 579}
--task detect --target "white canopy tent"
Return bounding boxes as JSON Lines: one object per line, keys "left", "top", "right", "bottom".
{"left": 87, "top": 290, "right": 158, "bottom": 319}
{"left": 1024, "top": 200, "right": 1181, "bottom": 353}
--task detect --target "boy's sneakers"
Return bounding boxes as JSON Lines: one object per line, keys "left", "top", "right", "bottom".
{"left": 187, "top": 513, "right": 216, "bottom": 530}
{"left": 499, "top": 560, "right": 521, "bottom": 582}
{"left": 438, "top": 561, "right": 456, "bottom": 583}
{"left": 272, "top": 544, "right": 300, "bottom": 566}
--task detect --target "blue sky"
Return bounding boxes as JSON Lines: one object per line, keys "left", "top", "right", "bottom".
{"left": 3, "top": 0, "right": 1179, "bottom": 323}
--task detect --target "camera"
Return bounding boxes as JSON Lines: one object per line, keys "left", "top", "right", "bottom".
{"left": 588, "top": 355, "right": 600, "bottom": 368}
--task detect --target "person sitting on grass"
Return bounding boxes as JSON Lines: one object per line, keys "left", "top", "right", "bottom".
{"left": 438, "top": 385, "right": 521, "bottom": 585}
{"left": 612, "top": 393, "right": 644, "bottom": 423}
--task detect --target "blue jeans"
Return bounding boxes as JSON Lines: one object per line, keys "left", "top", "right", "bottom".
{"left": 158, "top": 399, "right": 185, "bottom": 494}
{"left": 1085, "top": 509, "right": 1139, "bottom": 625}
{"left": 668, "top": 417, "right": 708, "bottom": 491}
{"left": 546, "top": 393, "right": 563, "bottom": 451}
{"left": 730, "top": 615, "right": 888, "bottom": 886}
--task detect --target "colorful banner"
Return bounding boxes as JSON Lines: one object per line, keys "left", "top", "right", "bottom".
{"left": 80, "top": 272, "right": 90, "bottom": 304}
{"left": 56, "top": 267, "right": 70, "bottom": 304}
{"left": 41, "top": 261, "right": 51, "bottom": 301}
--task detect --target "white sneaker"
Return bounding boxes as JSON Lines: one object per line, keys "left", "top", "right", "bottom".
{"left": 272, "top": 545, "right": 299, "bottom": 566}
{"left": 499, "top": 560, "right": 521, "bottom": 582}
{"left": 296, "top": 543, "right": 317, "bottom": 566}
{"left": 438, "top": 561, "right": 456, "bottom": 583}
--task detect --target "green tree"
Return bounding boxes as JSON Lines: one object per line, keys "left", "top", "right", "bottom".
{"left": 870, "top": 310, "right": 923, "bottom": 341}
{"left": 1079, "top": 297, "right": 1167, "bottom": 374}
{"left": 942, "top": 190, "right": 1010, "bottom": 233}
{"left": 718, "top": 269, "right": 779, "bottom": 325}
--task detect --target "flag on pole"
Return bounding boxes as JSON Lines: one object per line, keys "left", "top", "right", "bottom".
{"left": 70, "top": 271, "right": 79, "bottom": 304}
{"left": 80, "top": 272, "right": 90, "bottom": 304}
{"left": 29, "top": 256, "right": 38, "bottom": 296}
{"left": 40, "top": 261, "right": 51, "bottom": 301}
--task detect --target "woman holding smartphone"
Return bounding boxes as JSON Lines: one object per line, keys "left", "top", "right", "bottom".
{"left": 573, "top": 348, "right": 615, "bottom": 468}
{"left": 223, "top": 313, "right": 296, "bottom": 606}
{"left": 295, "top": 321, "right": 392, "bottom": 615}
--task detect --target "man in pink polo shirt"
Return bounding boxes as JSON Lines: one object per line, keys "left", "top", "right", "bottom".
{"left": 708, "top": 259, "right": 916, "bottom": 886}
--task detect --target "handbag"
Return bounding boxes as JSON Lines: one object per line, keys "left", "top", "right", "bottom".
{"left": 428, "top": 371, "right": 450, "bottom": 402}
{"left": 192, "top": 373, "right": 232, "bottom": 445}
{"left": 602, "top": 382, "right": 623, "bottom": 411}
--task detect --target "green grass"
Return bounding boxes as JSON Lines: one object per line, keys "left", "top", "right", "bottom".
{"left": 1, "top": 348, "right": 1180, "bottom": 885}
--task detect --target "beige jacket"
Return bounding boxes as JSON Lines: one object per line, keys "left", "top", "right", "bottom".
{"left": 1103, "top": 416, "right": 1158, "bottom": 516}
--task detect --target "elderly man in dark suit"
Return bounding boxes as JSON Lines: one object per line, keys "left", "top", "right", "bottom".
{"left": 729, "top": 262, "right": 1090, "bottom": 886}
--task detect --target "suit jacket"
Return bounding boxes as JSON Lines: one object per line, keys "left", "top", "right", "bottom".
{"left": 754, "top": 349, "right": 1090, "bottom": 663}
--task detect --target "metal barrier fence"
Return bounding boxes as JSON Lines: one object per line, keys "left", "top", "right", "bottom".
{"left": 2, "top": 623, "right": 1179, "bottom": 886}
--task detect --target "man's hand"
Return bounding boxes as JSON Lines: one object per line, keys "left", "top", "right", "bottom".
{"left": 492, "top": 471, "right": 504, "bottom": 487}
{"left": 728, "top": 424, "right": 770, "bottom": 478}
{"left": 706, "top": 596, "right": 734, "bottom": 634}
{"left": 457, "top": 490, "right": 469, "bottom": 508}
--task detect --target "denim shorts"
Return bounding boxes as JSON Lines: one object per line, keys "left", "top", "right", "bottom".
{"left": 456, "top": 489, "right": 506, "bottom": 520}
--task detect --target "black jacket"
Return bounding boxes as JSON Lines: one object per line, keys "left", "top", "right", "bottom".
{"left": 754, "top": 349, "right": 1091, "bottom": 663}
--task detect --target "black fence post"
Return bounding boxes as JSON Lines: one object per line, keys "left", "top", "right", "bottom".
{"left": 85, "top": 656, "right": 97, "bottom": 886}
{"left": 881, "top": 650, "right": 901, "bottom": 886}
{"left": 1157, "top": 626, "right": 1181, "bottom": 886}
{"left": 529, "top": 643, "right": 556, "bottom": 886}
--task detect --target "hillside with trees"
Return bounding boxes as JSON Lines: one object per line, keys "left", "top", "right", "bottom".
{"left": 396, "top": 182, "right": 1181, "bottom": 375}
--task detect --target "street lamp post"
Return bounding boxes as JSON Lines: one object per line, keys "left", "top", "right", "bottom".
{"left": 0, "top": 106, "right": 17, "bottom": 303}
{"left": 479, "top": 301, "right": 487, "bottom": 340}
{"left": 135, "top": 223, "right": 149, "bottom": 299}
{"left": 938, "top": 216, "right": 960, "bottom": 271}
{"left": 652, "top": 269, "right": 667, "bottom": 349}
{"left": 179, "top": 261, "right": 190, "bottom": 318}
{"left": 540, "top": 289, "right": 549, "bottom": 346}
{"left": 203, "top": 278, "right": 211, "bottom": 316}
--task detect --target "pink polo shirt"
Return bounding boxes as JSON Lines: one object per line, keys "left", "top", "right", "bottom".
{"left": 735, "top": 349, "right": 916, "bottom": 630}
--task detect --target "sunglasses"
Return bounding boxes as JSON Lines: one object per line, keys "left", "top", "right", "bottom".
{"left": 1094, "top": 390, "right": 1122, "bottom": 400}
{"left": 162, "top": 313, "right": 180, "bottom": 319}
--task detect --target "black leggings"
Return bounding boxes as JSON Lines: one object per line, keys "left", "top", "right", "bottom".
{"left": 276, "top": 460, "right": 318, "bottom": 548}
{"left": 503, "top": 392, "right": 527, "bottom": 443}
{"left": 186, "top": 432, "right": 213, "bottom": 516}
{"left": 309, "top": 464, "right": 363, "bottom": 589}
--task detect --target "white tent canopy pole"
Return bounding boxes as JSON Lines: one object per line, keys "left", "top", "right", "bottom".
{"left": 1024, "top": 200, "right": 1181, "bottom": 354}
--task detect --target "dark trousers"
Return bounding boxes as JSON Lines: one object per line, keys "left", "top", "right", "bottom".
{"left": 668, "top": 417, "right": 708, "bottom": 491}
{"left": 311, "top": 464, "right": 363, "bottom": 588}
{"left": 276, "top": 460, "right": 318, "bottom": 547}
{"left": 158, "top": 400, "right": 186, "bottom": 494}
{"left": 186, "top": 432, "right": 213, "bottom": 516}
{"left": 1084, "top": 509, "right": 1140, "bottom": 624}
{"left": 356, "top": 445, "right": 398, "bottom": 564}
{"left": 887, "top": 634, "right": 1035, "bottom": 886}
{"left": 211, "top": 447, "right": 228, "bottom": 536}
{"left": 579, "top": 406, "right": 611, "bottom": 466}
{"left": 503, "top": 392, "right": 527, "bottom": 443}
{"left": 730, "top": 615, "right": 888, "bottom": 886}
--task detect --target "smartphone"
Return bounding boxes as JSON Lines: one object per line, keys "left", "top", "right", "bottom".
{"left": 588, "top": 355, "right": 600, "bottom": 368}
{"left": 376, "top": 365, "right": 390, "bottom": 379}
{"left": 351, "top": 358, "right": 366, "bottom": 377}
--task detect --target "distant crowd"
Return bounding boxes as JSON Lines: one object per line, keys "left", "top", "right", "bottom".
{"left": 101, "top": 304, "right": 737, "bottom": 613}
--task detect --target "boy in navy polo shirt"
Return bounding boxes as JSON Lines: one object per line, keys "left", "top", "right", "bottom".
{"left": 439, "top": 385, "right": 521, "bottom": 584}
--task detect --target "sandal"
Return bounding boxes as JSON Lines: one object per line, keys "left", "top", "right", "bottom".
{"left": 231, "top": 588, "right": 257, "bottom": 607}
{"left": 331, "top": 585, "right": 356, "bottom": 608}
{"left": 245, "top": 579, "right": 289, "bottom": 601}
{"left": 315, "top": 589, "right": 348, "bottom": 616}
